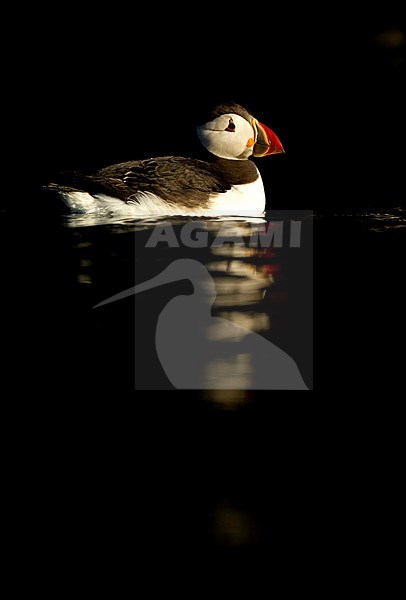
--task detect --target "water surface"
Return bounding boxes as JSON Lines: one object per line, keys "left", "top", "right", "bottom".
{"left": 54, "top": 211, "right": 313, "bottom": 394}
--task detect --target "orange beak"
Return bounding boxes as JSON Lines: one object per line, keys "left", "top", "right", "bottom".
{"left": 252, "top": 119, "right": 285, "bottom": 157}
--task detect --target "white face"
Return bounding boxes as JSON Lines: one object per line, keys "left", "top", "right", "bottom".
{"left": 197, "top": 113, "right": 256, "bottom": 160}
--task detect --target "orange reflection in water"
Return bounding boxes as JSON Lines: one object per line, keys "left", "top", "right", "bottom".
{"left": 211, "top": 499, "right": 260, "bottom": 547}
{"left": 203, "top": 221, "right": 281, "bottom": 399}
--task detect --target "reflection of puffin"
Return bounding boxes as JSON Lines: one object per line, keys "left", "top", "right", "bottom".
{"left": 95, "top": 259, "right": 308, "bottom": 390}
{"left": 49, "top": 103, "right": 284, "bottom": 217}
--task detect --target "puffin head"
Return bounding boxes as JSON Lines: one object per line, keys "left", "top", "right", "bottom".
{"left": 197, "top": 103, "right": 284, "bottom": 160}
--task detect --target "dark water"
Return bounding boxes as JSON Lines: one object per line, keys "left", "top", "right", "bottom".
{"left": 39, "top": 210, "right": 313, "bottom": 394}
{"left": 4, "top": 205, "right": 404, "bottom": 393}
{"left": 2, "top": 204, "right": 404, "bottom": 562}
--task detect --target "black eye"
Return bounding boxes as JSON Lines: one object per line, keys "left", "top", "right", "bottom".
{"left": 225, "top": 119, "right": 235, "bottom": 132}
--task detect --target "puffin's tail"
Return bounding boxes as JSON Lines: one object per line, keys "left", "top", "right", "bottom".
{"left": 44, "top": 182, "right": 79, "bottom": 195}
{"left": 44, "top": 182, "right": 98, "bottom": 212}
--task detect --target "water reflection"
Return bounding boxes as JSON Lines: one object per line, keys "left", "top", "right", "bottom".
{"left": 64, "top": 213, "right": 266, "bottom": 229}
{"left": 211, "top": 499, "right": 260, "bottom": 547}
{"left": 314, "top": 208, "right": 406, "bottom": 232}
{"left": 66, "top": 213, "right": 312, "bottom": 392}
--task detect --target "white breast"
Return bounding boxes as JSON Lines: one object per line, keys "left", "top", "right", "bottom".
{"left": 207, "top": 171, "right": 266, "bottom": 217}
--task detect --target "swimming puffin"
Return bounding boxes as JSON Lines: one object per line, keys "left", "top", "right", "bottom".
{"left": 49, "top": 103, "right": 284, "bottom": 217}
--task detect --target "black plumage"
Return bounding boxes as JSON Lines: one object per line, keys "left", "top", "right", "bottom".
{"left": 52, "top": 155, "right": 259, "bottom": 209}
{"left": 54, "top": 157, "right": 231, "bottom": 209}
{"left": 207, "top": 103, "right": 252, "bottom": 123}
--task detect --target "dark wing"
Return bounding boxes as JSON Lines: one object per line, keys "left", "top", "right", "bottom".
{"left": 90, "top": 156, "right": 231, "bottom": 208}
{"left": 52, "top": 157, "right": 231, "bottom": 208}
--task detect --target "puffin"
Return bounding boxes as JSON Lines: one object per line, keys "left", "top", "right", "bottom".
{"left": 48, "top": 103, "right": 284, "bottom": 217}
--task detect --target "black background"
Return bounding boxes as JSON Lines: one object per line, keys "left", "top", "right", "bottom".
{"left": 24, "top": 13, "right": 405, "bottom": 212}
